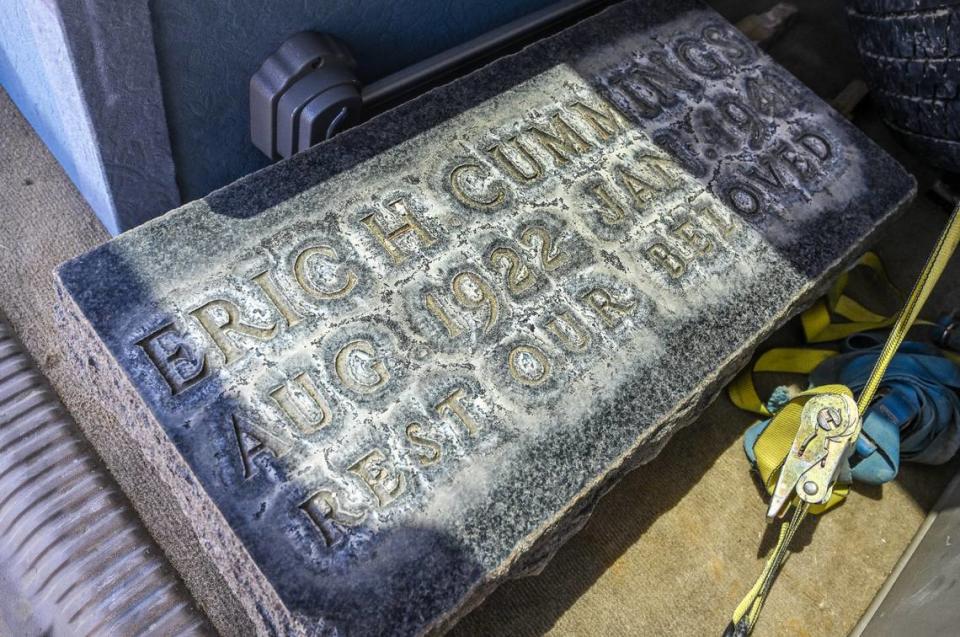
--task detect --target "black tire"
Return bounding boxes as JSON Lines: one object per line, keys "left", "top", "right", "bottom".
{"left": 875, "top": 91, "right": 960, "bottom": 139}
{"left": 849, "top": 0, "right": 960, "bottom": 14}
{"left": 846, "top": 7, "right": 960, "bottom": 58}
{"left": 859, "top": 54, "right": 960, "bottom": 100}
{"left": 888, "top": 123, "right": 960, "bottom": 172}
{"left": 847, "top": 1, "right": 960, "bottom": 171}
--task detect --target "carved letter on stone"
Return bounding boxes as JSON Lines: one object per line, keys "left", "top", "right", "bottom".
{"left": 269, "top": 371, "right": 332, "bottom": 434}
{"left": 508, "top": 344, "right": 552, "bottom": 386}
{"left": 405, "top": 422, "right": 442, "bottom": 466}
{"left": 293, "top": 245, "right": 358, "bottom": 300}
{"left": 487, "top": 137, "right": 544, "bottom": 183}
{"left": 360, "top": 198, "right": 436, "bottom": 264}
{"left": 190, "top": 299, "right": 279, "bottom": 365}
{"left": 587, "top": 181, "right": 627, "bottom": 224}
{"left": 527, "top": 113, "right": 592, "bottom": 164}
{"left": 229, "top": 412, "right": 296, "bottom": 479}
{"left": 300, "top": 489, "right": 366, "bottom": 547}
{"left": 334, "top": 340, "right": 390, "bottom": 394}
{"left": 348, "top": 449, "right": 407, "bottom": 508}
{"left": 449, "top": 163, "right": 507, "bottom": 209}
{"left": 646, "top": 243, "right": 687, "bottom": 278}
{"left": 251, "top": 270, "right": 302, "bottom": 327}
{"left": 435, "top": 387, "right": 480, "bottom": 436}
{"left": 567, "top": 99, "right": 626, "bottom": 142}
{"left": 136, "top": 322, "right": 209, "bottom": 395}
{"left": 581, "top": 287, "right": 637, "bottom": 327}
{"left": 545, "top": 310, "right": 592, "bottom": 352}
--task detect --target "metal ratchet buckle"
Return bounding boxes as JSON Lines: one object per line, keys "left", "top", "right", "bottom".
{"left": 767, "top": 393, "right": 861, "bottom": 519}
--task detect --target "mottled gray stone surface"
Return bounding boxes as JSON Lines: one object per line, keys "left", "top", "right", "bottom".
{"left": 55, "top": 1, "right": 914, "bottom": 635}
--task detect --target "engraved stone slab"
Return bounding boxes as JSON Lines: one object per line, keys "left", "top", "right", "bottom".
{"left": 55, "top": 1, "right": 914, "bottom": 634}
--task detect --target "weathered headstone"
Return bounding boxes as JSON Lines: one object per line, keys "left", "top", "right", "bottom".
{"left": 55, "top": 1, "right": 914, "bottom": 634}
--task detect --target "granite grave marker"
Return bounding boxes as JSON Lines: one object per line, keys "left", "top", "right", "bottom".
{"left": 56, "top": 1, "right": 915, "bottom": 634}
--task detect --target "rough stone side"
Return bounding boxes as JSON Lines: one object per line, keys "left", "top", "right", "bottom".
{"left": 53, "top": 293, "right": 297, "bottom": 635}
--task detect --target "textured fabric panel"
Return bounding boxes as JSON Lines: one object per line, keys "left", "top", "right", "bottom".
{"left": 150, "top": 0, "right": 560, "bottom": 202}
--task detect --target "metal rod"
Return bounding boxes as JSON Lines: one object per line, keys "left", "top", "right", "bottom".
{"left": 362, "top": 0, "right": 606, "bottom": 107}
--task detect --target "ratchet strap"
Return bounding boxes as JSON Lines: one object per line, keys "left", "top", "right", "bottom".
{"left": 725, "top": 202, "right": 960, "bottom": 636}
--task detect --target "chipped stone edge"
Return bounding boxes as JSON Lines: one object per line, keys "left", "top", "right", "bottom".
{"left": 425, "top": 180, "right": 918, "bottom": 635}
{"left": 52, "top": 292, "right": 298, "bottom": 635}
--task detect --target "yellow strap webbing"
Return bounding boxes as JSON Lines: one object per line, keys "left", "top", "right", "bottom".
{"left": 857, "top": 208, "right": 960, "bottom": 412}
{"left": 728, "top": 348, "right": 837, "bottom": 416}
{"left": 728, "top": 252, "right": 902, "bottom": 416}
{"left": 727, "top": 204, "right": 960, "bottom": 635}
{"left": 731, "top": 502, "right": 809, "bottom": 633}
{"left": 751, "top": 385, "right": 853, "bottom": 515}
{"left": 802, "top": 251, "right": 901, "bottom": 343}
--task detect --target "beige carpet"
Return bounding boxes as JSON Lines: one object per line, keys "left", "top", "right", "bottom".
{"left": 2, "top": 75, "right": 959, "bottom": 637}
